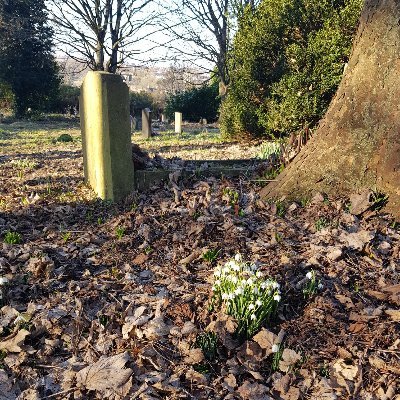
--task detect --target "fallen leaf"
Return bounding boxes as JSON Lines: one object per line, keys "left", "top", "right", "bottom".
{"left": 237, "top": 381, "right": 272, "bottom": 400}
{"left": 76, "top": 352, "right": 133, "bottom": 395}
{"left": 349, "top": 190, "right": 372, "bottom": 215}
{"left": 184, "top": 348, "right": 204, "bottom": 365}
{"left": 384, "top": 309, "right": 400, "bottom": 321}
{"left": 279, "top": 349, "right": 301, "bottom": 373}
{"left": 252, "top": 328, "right": 278, "bottom": 356}
{"left": 0, "top": 329, "right": 29, "bottom": 353}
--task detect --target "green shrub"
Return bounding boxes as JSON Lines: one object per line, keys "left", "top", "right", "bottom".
{"left": 165, "top": 82, "right": 220, "bottom": 122}
{"left": 57, "top": 133, "right": 73, "bottom": 142}
{"left": 52, "top": 85, "right": 80, "bottom": 114}
{"left": 221, "top": 0, "right": 362, "bottom": 139}
{"left": 130, "top": 91, "right": 154, "bottom": 117}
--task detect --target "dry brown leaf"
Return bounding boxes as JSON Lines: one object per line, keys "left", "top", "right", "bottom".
{"left": 184, "top": 348, "right": 204, "bottom": 365}
{"left": 222, "top": 373, "right": 237, "bottom": 392}
{"left": 237, "top": 381, "right": 272, "bottom": 400}
{"left": 369, "top": 356, "right": 400, "bottom": 375}
{"left": 348, "top": 322, "right": 366, "bottom": 333}
{"left": 76, "top": 352, "right": 133, "bottom": 395}
{"left": 349, "top": 190, "right": 372, "bottom": 215}
{"left": 133, "top": 253, "right": 148, "bottom": 265}
{"left": 331, "top": 358, "right": 362, "bottom": 395}
{"left": 0, "top": 329, "right": 29, "bottom": 353}
{"left": 279, "top": 349, "right": 302, "bottom": 373}
{"left": 252, "top": 328, "right": 278, "bottom": 356}
{"left": 185, "top": 368, "right": 208, "bottom": 386}
{"left": 384, "top": 309, "right": 400, "bottom": 322}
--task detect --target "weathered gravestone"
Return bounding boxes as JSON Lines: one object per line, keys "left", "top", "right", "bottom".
{"left": 142, "top": 108, "right": 152, "bottom": 138}
{"left": 175, "top": 112, "right": 182, "bottom": 134}
{"left": 80, "top": 71, "right": 134, "bottom": 201}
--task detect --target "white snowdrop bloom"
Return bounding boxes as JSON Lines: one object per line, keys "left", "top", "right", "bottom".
{"left": 234, "top": 253, "right": 242, "bottom": 262}
{"left": 260, "top": 282, "right": 268, "bottom": 290}
{"left": 235, "top": 287, "right": 244, "bottom": 296}
{"left": 0, "top": 277, "right": 8, "bottom": 285}
{"left": 256, "top": 271, "right": 263, "bottom": 278}
{"left": 214, "top": 270, "right": 221, "bottom": 277}
{"left": 232, "top": 263, "right": 240, "bottom": 272}
{"left": 250, "top": 313, "right": 257, "bottom": 320}
{"left": 272, "top": 281, "right": 280, "bottom": 289}
{"left": 250, "top": 264, "right": 258, "bottom": 272}
{"left": 246, "top": 278, "right": 254, "bottom": 286}
{"left": 215, "top": 280, "right": 221, "bottom": 286}
{"left": 223, "top": 266, "right": 230, "bottom": 274}
{"left": 231, "top": 276, "right": 238, "bottom": 284}
{"left": 222, "top": 293, "right": 228, "bottom": 300}
{"left": 212, "top": 286, "right": 216, "bottom": 291}
{"left": 253, "top": 287, "right": 259, "bottom": 295}
{"left": 241, "top": 279, "right": 247, "bottom": 286}
{"left": 318, "top": 283, "right": 324, "bottom": 290}
{"left": 256, "top": 299, "right": 262, "bottom": 307}
{"left": 273, "top": 294, "right": 281, "bottom": 302}
{"left": 248, "top": 303, "right": 255, "bottom": 310}
{"left": 228, "top": 293, "right": 235, "bottom": 300}
{"left": 271, "top": 344, "right": 280, "bottom": 353}
{"left": 306, "top": 271, "right": 313, "bottom": 280}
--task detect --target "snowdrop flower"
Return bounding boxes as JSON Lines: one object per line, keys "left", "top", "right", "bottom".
{"left": 250, "top": 264, "right": 258, "bottom": 272}
{"left": 231, "top": 276, "right": 238, "bottom": 284}
{"left": 234, "top": 253, "right": 242, "bottom": 262}
{"left": 273, "top": 294, "right": 281, "bottom": 302}
{"left": 215, "top": 280, "right": 221, "bottom": 286}
{"left": 241, "top": 279, "right": 247, "bottom": 286}
{"left": 271, "top": 344, "right": 280, "bottom": 353}
{"left": 0, "top": 277, "right": 8, "bottom": 285}
{"left": 223, "top": 266, "right": 230, "bottom": 274}
{"left": 248, "top": 303, "right": 255, "bottom": 310}
{"left": 253, "top": 287, "right": 259, "bottom": 295}
{"left": 306, "top": 271, "right": 313, "bottom": 280}
{"left": 212, "top": 285, "right": 216, "bottom": 291}
{"left": 232, "top": 263, "right": 240, "bottom": 272}
{"left": 272, "top": 281, "right": 280, "bottom": 289}
{"left": 318, "top": 283, "right": 324, "bottom": 290}
{"left": 256, "top": 271, "right": 263, "bottom": 278}
{"left": 214, "top": 269, "right": 221, "bottom": 277}
{"left": 235, "top": 287, "right": 244, "bottom": 296}
{"left": 228, "top": 293, "right": 235, "bottom": 300}
{"left": 246, "top": 277, "right": 254, "bottom": 286}
{"left": 256, "top": 299, "right": 262, "bottom": 307}
{"left": 222, "top": 293, "right": 228, "bottom": 300}
{"left": 250, "top": 313, "right": 256, "bottom": 320}
{"left": 260, "top": 282, "right": 268, "bottom": 290}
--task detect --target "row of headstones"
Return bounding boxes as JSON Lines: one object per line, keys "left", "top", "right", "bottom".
{"left": 140, "top": 109, "right": 182, "bottom": 138}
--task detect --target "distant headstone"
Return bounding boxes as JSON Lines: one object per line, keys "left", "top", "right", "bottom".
{"left": 142, "top": 108, "right": 152, "bottom": 138}
{"left": 80, "top": 71, "right": 134, "bottom": 201}
{"left": 161, "top": 113, "right": 167, "bottom": 123}
{"left": 202, "top": 118, "right": 207, "bottom": 125}
{"left": 175, "top": 112, "right": 182, "bottom": 134}
{"left": 130, "top": 115, "right": 137, "bottom": 131}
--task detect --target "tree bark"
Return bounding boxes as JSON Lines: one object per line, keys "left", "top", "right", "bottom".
{"left": 260, "top": 0, "right": 400, "bottom": 215}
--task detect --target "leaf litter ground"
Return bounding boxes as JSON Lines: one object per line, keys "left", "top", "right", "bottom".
{"left": 0, "top": 120, "right": 399, "bottom": 399}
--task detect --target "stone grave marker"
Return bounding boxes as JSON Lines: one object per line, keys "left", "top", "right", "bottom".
{"left": 142, "top": 108, "right": 152, "bottom": 138}
{"left": 175, "top": 112, "right": 182, "bottom": 134}
{"left": 80, "top": 71, "right": 134, "bottom": 201}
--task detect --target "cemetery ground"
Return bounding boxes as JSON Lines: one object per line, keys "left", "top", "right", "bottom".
{"left": 0, "top": 118, "right": 399, "bottom": 399}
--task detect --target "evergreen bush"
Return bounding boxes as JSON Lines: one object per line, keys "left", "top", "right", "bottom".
{"left": 221, "top": 0, "right": 362, "bottom": 139}
{"left": 165, "top": 82, "right": 220, "bottom": 122}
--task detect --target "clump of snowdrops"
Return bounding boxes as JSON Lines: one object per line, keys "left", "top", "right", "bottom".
{"left": 212, "top": 254, "right": 281, "bottom": 339}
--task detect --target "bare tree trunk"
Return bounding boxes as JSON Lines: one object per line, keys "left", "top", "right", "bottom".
{"left": 261, "top": 0, "right": 400, "bottom": 215}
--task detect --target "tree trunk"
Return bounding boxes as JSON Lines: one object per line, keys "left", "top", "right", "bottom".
{"left": 260, "top": 0, "right": 400, "bottom": 215}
